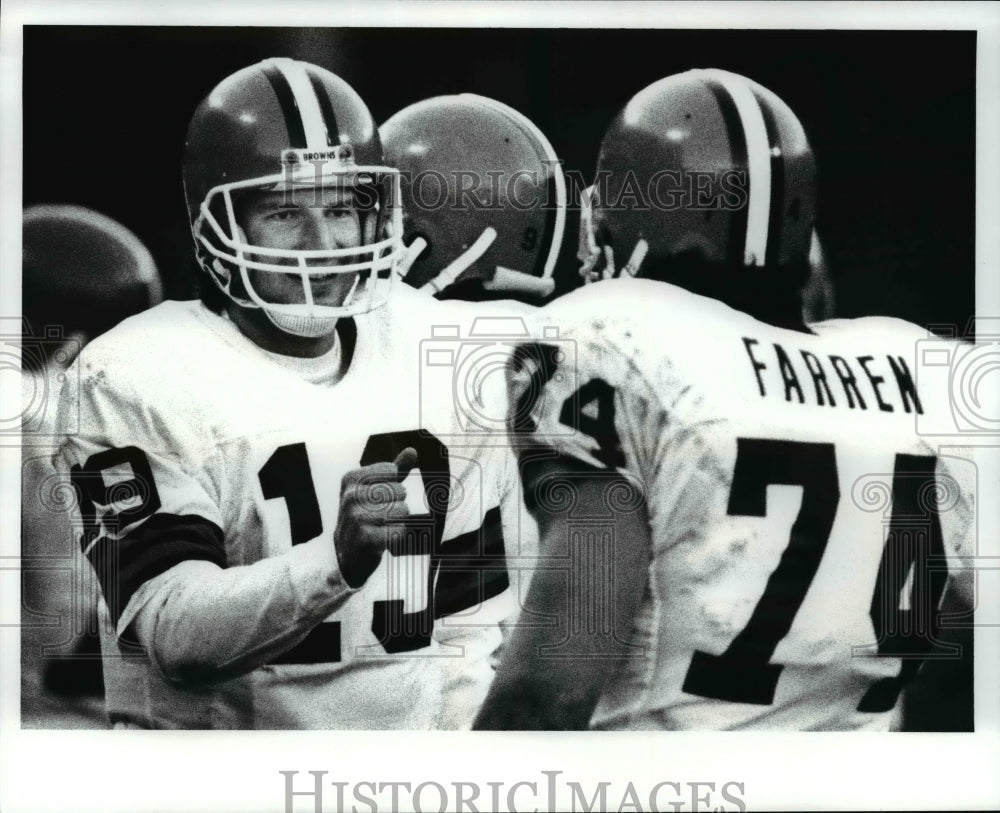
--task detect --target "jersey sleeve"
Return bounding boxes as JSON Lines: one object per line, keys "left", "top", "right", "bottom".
{"left": 54, "top": 349, "right": 358, "bottom": 685}
{"left": 506, "top": 332, "right": 662, "bottom": 484}
{"left": 54, "top": 353, "right": 227, "bottom": 634}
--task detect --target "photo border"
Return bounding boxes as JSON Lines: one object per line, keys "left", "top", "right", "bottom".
{"left": 2, "top": 3, "right": 998, "bottom": 811}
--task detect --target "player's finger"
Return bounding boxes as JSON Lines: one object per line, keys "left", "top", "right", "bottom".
{"left": 362, "top": 522, "right": 408, "bottom": 552}
{"left": 343, "top": 481, "right": 407, "bottom": 509}
{"left": 372, "top": 502, "right": 411, "bottom": 525}
{"left": 343, "top": 461, "right": 405, "bottom": 490}
{"left": 393, "top": 447, "right": 419, "bottom": 481}
{"left": 341, "top": 463, "right": 383, "bottom": 492}
{"left": 388, "top": 499, "right": 412, "bottom": 520}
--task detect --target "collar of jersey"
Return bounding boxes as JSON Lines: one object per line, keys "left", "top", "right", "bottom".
{"left": 197, "top": 301, "right": 345, "bottom": 387}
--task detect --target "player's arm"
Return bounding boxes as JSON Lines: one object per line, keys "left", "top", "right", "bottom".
{"left": 128, "top": 547, "right": 351, "bottom": 684}
{"left": 126, "top": 450, "right": 415, "bottom": 686}
{"left": 473, "top": 451, "right": 649, "bottom": 730}
{"left": 58, "top": 369, "right": 415, "bottom": 686}
{"left": 433, "top": 442, "right": 535, "bottom": 729}
{"left": 936, "top": 449, "right": 978, "bottom": 609}
{"left": 63, "top": 434, "right": 407, "bottom": 687}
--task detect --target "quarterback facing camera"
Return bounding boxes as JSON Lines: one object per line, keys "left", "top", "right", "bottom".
{"left": 184, "top": 57, "right": 405, "bottom": 338}
{"left": 419, "top": 316, "right": 574, "bottom": 443}
{"left": 915, "top": 317, "right": 1000, "bottom": 437}
{"left": 4, "top": 321, "right": 80, "bottom": 438}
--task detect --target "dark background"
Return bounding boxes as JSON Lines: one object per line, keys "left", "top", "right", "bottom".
{"left": 23, "top": 27, "right": 975, "bottom": 333}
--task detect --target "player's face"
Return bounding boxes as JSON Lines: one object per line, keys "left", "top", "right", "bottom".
{"left": 236, "top": 186, "right": 363, "bottom": 307}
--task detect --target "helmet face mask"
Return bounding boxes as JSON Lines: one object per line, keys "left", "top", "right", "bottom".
{"left": 382, "top": 94, "right": 566, "bottom": 301}
{"left": 194, "top": 171, "right": 401, "bottom": 332}
{"left": 184, "top": 58, "right": 403, "bottom": 336}
{"left": 577, "top": 184, "right": 649, "bottom": 283}
{"left": 581, "top": 69, "right": 816, "bottom": 290}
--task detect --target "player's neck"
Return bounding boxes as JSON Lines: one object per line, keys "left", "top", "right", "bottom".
{"left": 226, "top": 302, "right": 339, "bottom": 358}
{"left": 695, "top": 279, "right": 810, "bottom": 333}
{"left": 747, "top": 288, "right": 812, "bottom": 333}
{"left": 744, "top": 299, "right": 811, "bottom": 333}
{"left": 646, "top": 256, "right": 811, "bottom": 332}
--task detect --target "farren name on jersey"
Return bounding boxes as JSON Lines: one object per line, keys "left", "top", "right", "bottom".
{"left": 742, "top": 337, "right": 922, "bottom": 413}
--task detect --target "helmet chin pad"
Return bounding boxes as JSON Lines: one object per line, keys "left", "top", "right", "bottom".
{"left": 264, "top": 308, "right": 342, "bottom": 338}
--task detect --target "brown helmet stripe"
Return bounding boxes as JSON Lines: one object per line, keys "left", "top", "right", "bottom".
{"left": 305, "top": 67, "right": 339, "bottom": 147}
{"left": 260, "top": 61, "right": 308, "bottom": 149}
{"left": 702, "top": 76, "right": 749, "bottom": 267}
{"left": 754, "top": 90, "right": 786, "bottom": 268}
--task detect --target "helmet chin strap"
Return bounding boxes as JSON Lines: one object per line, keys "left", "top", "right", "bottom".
{"left": 397, "top": 237, "right": 428, "bottom": 282}
{"left": 621, "top": 239, "right": 649, "bottom": 278}
{"left": 420, "top": 227, "right": 498, "bottom": 295}
{"left": 210, "top": 259, "right": 259, "bottom": 308}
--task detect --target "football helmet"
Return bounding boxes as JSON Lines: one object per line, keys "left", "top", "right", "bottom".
{"left": 183, "top": 58, "right": 403, "bottom": 336}
{"left": 580, "top": 68, "right": 816, "bottom": 283}
{"left": 381, "top": 94, "right": 565, "bottom": 301}
{"left": 22, "top": 204, "right": 163, "bottom": 343}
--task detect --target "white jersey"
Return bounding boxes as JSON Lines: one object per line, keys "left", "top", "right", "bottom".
{"left": 517, "top": 278, "right": 975, "bottom": 731}
{"left": 55, "top": 284, "right": 534, "bottom": 729}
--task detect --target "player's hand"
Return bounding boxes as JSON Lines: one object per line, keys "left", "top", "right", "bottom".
{"left": 333, "top": 448, "right": 418, "bottom": 588}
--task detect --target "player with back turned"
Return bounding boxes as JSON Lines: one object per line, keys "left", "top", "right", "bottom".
{"left": 476, "top": 69, "right": 976, "bottom": 731}
{"left": 54, "top": 58, "right": 530, "bottom": 729}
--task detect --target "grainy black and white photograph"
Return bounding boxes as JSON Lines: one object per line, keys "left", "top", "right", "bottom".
{"left": 2, "top": 2, "right": 998, "bottom": 812}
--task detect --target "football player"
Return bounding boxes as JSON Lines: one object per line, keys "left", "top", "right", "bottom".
{"left": 22, "top": 205, "right": 163, "bottom": 716}
{"left": 475, "top": 69, "right": 976, "bottom": 731}
{"left": 381, "top": 94, "right": 566, "bottom": 304}
{"left": 54, "top": 58, "right": 530, "bottom": 729}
